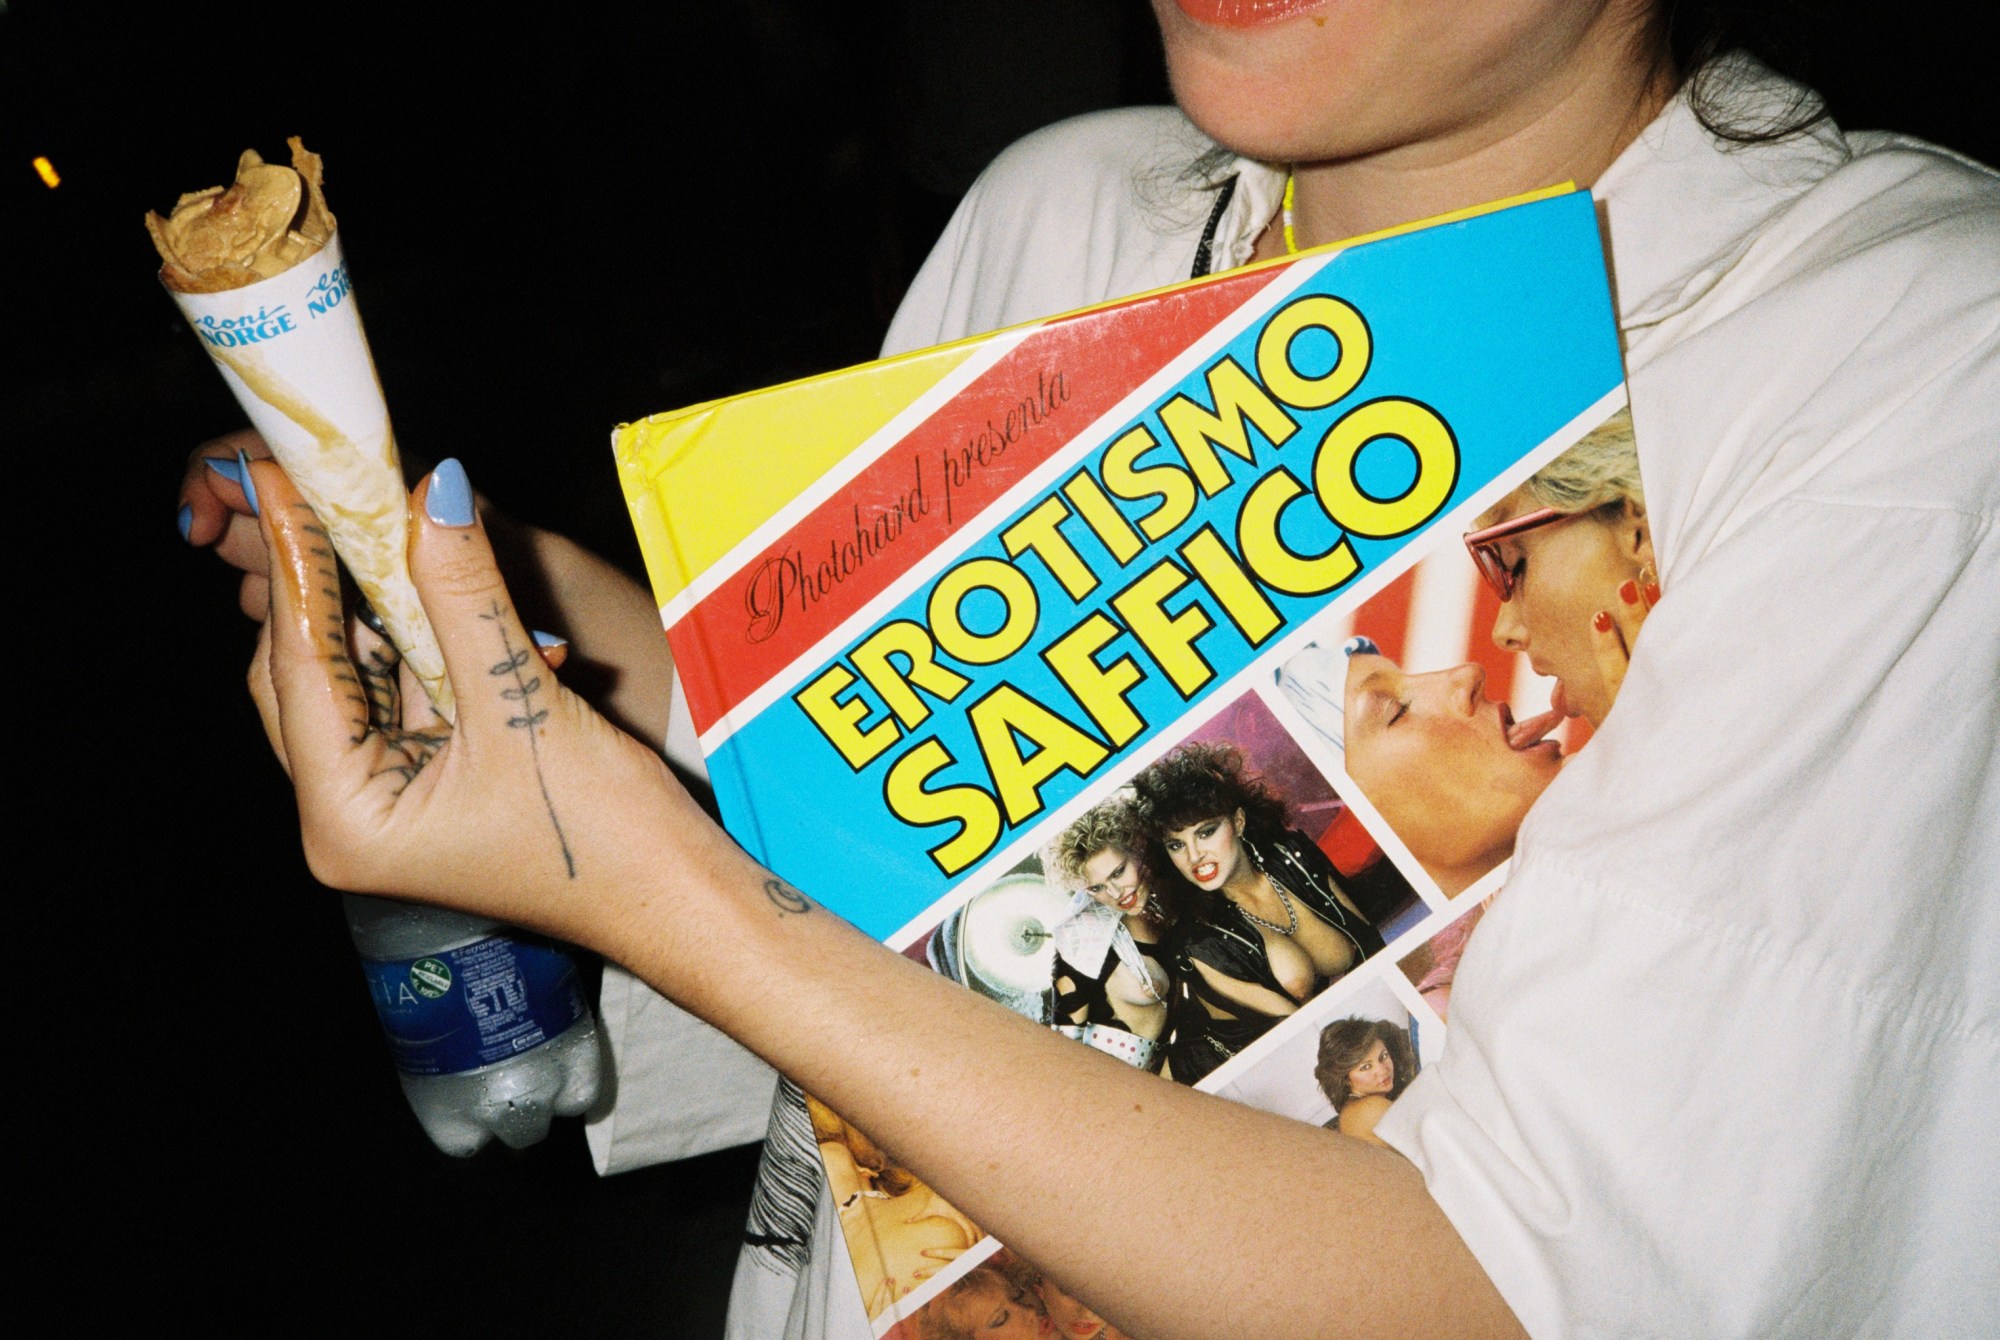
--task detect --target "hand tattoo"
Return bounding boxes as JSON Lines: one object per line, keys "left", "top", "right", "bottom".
{"left": 484, "top": 600, "right": 577, "bottom": 879}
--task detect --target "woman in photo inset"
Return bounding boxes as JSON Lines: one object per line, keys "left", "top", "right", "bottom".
{"left": 1043, "top": 796, "right": 1179, "bottom": 1073}
{"left": 1462, "top": 409, "right": 1658, "bottom": 730}
{"left": 1338, "top": 647, "right": 1565, "bottom": 896}
{"left": 907, "top": 1259, "right": 1050, "bottom": 1340}
{"left": 811, "top": 1098, "right": 984, "bottom": 1319}
{"left": 1315, "top": 1018, "right": 1419, "bottom": 1148}
{"left": 1131, "top": 742, "right": 1384, "bottom": 1086}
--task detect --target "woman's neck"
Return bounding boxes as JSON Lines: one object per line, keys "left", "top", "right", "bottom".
{"left": 1256, "top": 39, "right": 1677, "bottom": 255}
{"left": 1221, "top": 853, "right": 1269, "bottom": 905}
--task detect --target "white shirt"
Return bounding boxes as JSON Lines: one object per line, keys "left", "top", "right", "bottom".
{"left": 600, "top": 63, "right": 1998, "bottom": 1340}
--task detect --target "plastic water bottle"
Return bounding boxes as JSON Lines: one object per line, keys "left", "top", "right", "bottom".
{"left": 343, "top": 893, "right": 602, "bottom": 1156}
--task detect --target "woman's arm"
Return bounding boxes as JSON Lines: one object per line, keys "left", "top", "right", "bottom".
{"left": 247, "top": 460, "right": 1521, "bottom": 1340}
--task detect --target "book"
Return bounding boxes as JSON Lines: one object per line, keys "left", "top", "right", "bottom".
{"left": 612, "top": 184, "right": 1632, "bottom": 1335}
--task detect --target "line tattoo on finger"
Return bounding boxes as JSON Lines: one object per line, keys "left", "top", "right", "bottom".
{"left": 298, "top": 516, "right": 370, "bottom": 743}
{"left": 483, "top": 600, "right": 577, "bottom": 879}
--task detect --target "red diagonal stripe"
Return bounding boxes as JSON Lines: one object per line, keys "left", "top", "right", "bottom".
{"left": 670, "top": 263, "right": 1291, "bottom": 736}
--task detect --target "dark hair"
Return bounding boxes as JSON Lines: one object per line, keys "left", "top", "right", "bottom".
{"left": 1130, "top": 741, "right": 1289, "bottom": 840}
{"left": 1314, "top": 1017, "right": 1418, "bottom": 1109}
{"left": 1655, "top": 0, "right": 1826, "bottom": 144}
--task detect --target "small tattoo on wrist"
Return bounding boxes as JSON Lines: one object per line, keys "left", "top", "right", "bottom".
{"left": 764, "top": 879, "right": 811, "bottom": 916}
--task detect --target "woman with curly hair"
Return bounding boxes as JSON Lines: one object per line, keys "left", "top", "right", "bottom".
{"left": 1315, "top": 1018, "right": 1419, "bottom": 1148}
{"left": 1131, "top": 742, "right": 1384, "bottom": 1085}
{"left": 1043, "top": 795, "right": 1180, "bottom": 1072}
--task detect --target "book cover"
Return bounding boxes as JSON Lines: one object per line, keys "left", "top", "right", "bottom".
{"left": 613, "top": 184, "right": 1632, "bottom": 1335}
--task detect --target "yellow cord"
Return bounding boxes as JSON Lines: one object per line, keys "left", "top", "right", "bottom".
{"left": 1282, "top": 169, "right": 1299, "bottom": 255}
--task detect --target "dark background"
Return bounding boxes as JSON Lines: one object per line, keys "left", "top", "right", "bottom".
{"left": 6, "top": 2, "right": 1988, "bottom": 1330}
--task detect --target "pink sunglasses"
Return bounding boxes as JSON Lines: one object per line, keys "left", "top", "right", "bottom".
{"left": 1461, "top": 507, "right": 1575, "bottom": 601}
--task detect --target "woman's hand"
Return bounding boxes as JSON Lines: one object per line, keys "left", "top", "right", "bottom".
{"left": 245, "top": 456, "right": 691, "bottom": 946}
{"left": 1588, "top": 563, "right": 1659, "bottom": 712}
{"left": 180, "top": 428, "right": 272, "bottom": 620}
{"left": 183, "top": 430, "right": 677, "bottom": 745}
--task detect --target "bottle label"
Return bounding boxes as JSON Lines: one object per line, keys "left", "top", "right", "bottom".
{"left": 357, "top": 934, "right": 587, "bottom": 1076}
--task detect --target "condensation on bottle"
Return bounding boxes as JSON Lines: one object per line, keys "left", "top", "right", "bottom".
{"left": 344, "top": 893, "right": 603, "bottom": 1156}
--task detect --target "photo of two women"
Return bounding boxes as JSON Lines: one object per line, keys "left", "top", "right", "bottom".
{"left": 924, "top": 691, "right": 1421, "bottom": 1089}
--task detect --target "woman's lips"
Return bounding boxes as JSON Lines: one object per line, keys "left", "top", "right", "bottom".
{"left": 1193, "top": 860, "right": 1221, "bottom": 884}
{"left": 1172, "top": 0, "right": 1331, "bottom": 29}
{"left": 1117, "top": 890, "right": 1140, "bottom": 911}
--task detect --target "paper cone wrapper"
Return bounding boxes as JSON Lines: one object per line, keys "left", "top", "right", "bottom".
{"left": 169, "top": 231, "right": 454, "bottom": 720}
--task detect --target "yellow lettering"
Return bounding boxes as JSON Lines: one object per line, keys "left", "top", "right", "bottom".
{"left": 885, "top": 739, "right": 1003, "bottom": 876}
{"left": 929, "top": 557, "right": 1039, "bottom": 665}
{"left": 1061, "top": 469, "right": 1144, "bottom": 566}
{"left": 849, "top": 619, "right": 971, "bottom": 731}
{"left": 1256, "top": 295, "right": 1371, "bottom": 410}
{"left": 1313, "top": 398, "right": 1459, "bottom": 538}
{"left": 969, "top": 686, "right": 1110, "bottom": 826}
{"left": 1179, "top": 527, "right": 1282, "bottom": 646}
{"left": 1157, "top": 357, "right": 1296, "bottom": 498}
{"left": 1111, "top": 560, "right": 1216, "bottom": 697}
{"left": 1002, "top": 496, "right": 1097, "bottom": 601}
{"left": 1042, "top": 613, "right": 1146, "bottom": 748}
{"left": 1237, "top": 469, "right": 1361, "bottom": 596}
{"left": 1103, "top": 424, "right": 1197, "bottom": 541}
{"left": 795, "top": 664, "right": 899, "bottom": 770}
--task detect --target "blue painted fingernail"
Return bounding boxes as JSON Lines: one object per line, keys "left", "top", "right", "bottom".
{"left": 177, "top": 503, "right": 194, "bottom": 542}
{"left": 532, "top": 630, "right": 568, "bottom": 649}
{"left": 205, "top": 453, "right": 258, "bottom": 516}
{"left": 426, "top": 458, "right": 476, "bottom": 527}
{"left": 1342, "top": 635, "right": 1380, "bottom": 657}
{"left": 236, "top": 449, "right": 260, "bottom": 516}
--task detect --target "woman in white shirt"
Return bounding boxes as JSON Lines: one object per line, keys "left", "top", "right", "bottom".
{"left": 186, "top": 1, "right": 1998, "bottom": 1335}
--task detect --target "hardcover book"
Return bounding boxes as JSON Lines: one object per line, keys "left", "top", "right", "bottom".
{"left": 613, "top": 184, "right": 1633, "bottom": 1335}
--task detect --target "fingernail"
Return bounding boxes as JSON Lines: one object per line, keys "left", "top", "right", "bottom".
{"left": 1592, "top": 610, "right": 1613, "bottom": 632}
{"left": 208, "top": 452, "right": 260, "bottom": 515}
{"left": 1342, "top": 635, "right": 1379, "bottom": 657}
{"left": 532, "top": 630, "right": 568, "bottom": 650}
{"left": 1617, "top": 579, "right": 1639, "bottom": 606}
{"left": 1644, "top": 580, "right": 1662, "bottom": 605}
{"left": 236, "top": 449, "right": 260, "bottom": 516}
{"left": 426, "top": 458, "right": 476, "bottom": 527}
{"left": 177, "top": 503, "right": 194, "bottom": 542}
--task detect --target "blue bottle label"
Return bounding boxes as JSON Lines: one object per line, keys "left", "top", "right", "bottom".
{"left": 358, "top": 934, "right": 587, "bottom": 1076}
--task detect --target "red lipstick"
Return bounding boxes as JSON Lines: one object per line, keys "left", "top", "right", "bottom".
{"left": 1172, "top": 0, "right": 1330, "bottom": 30}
